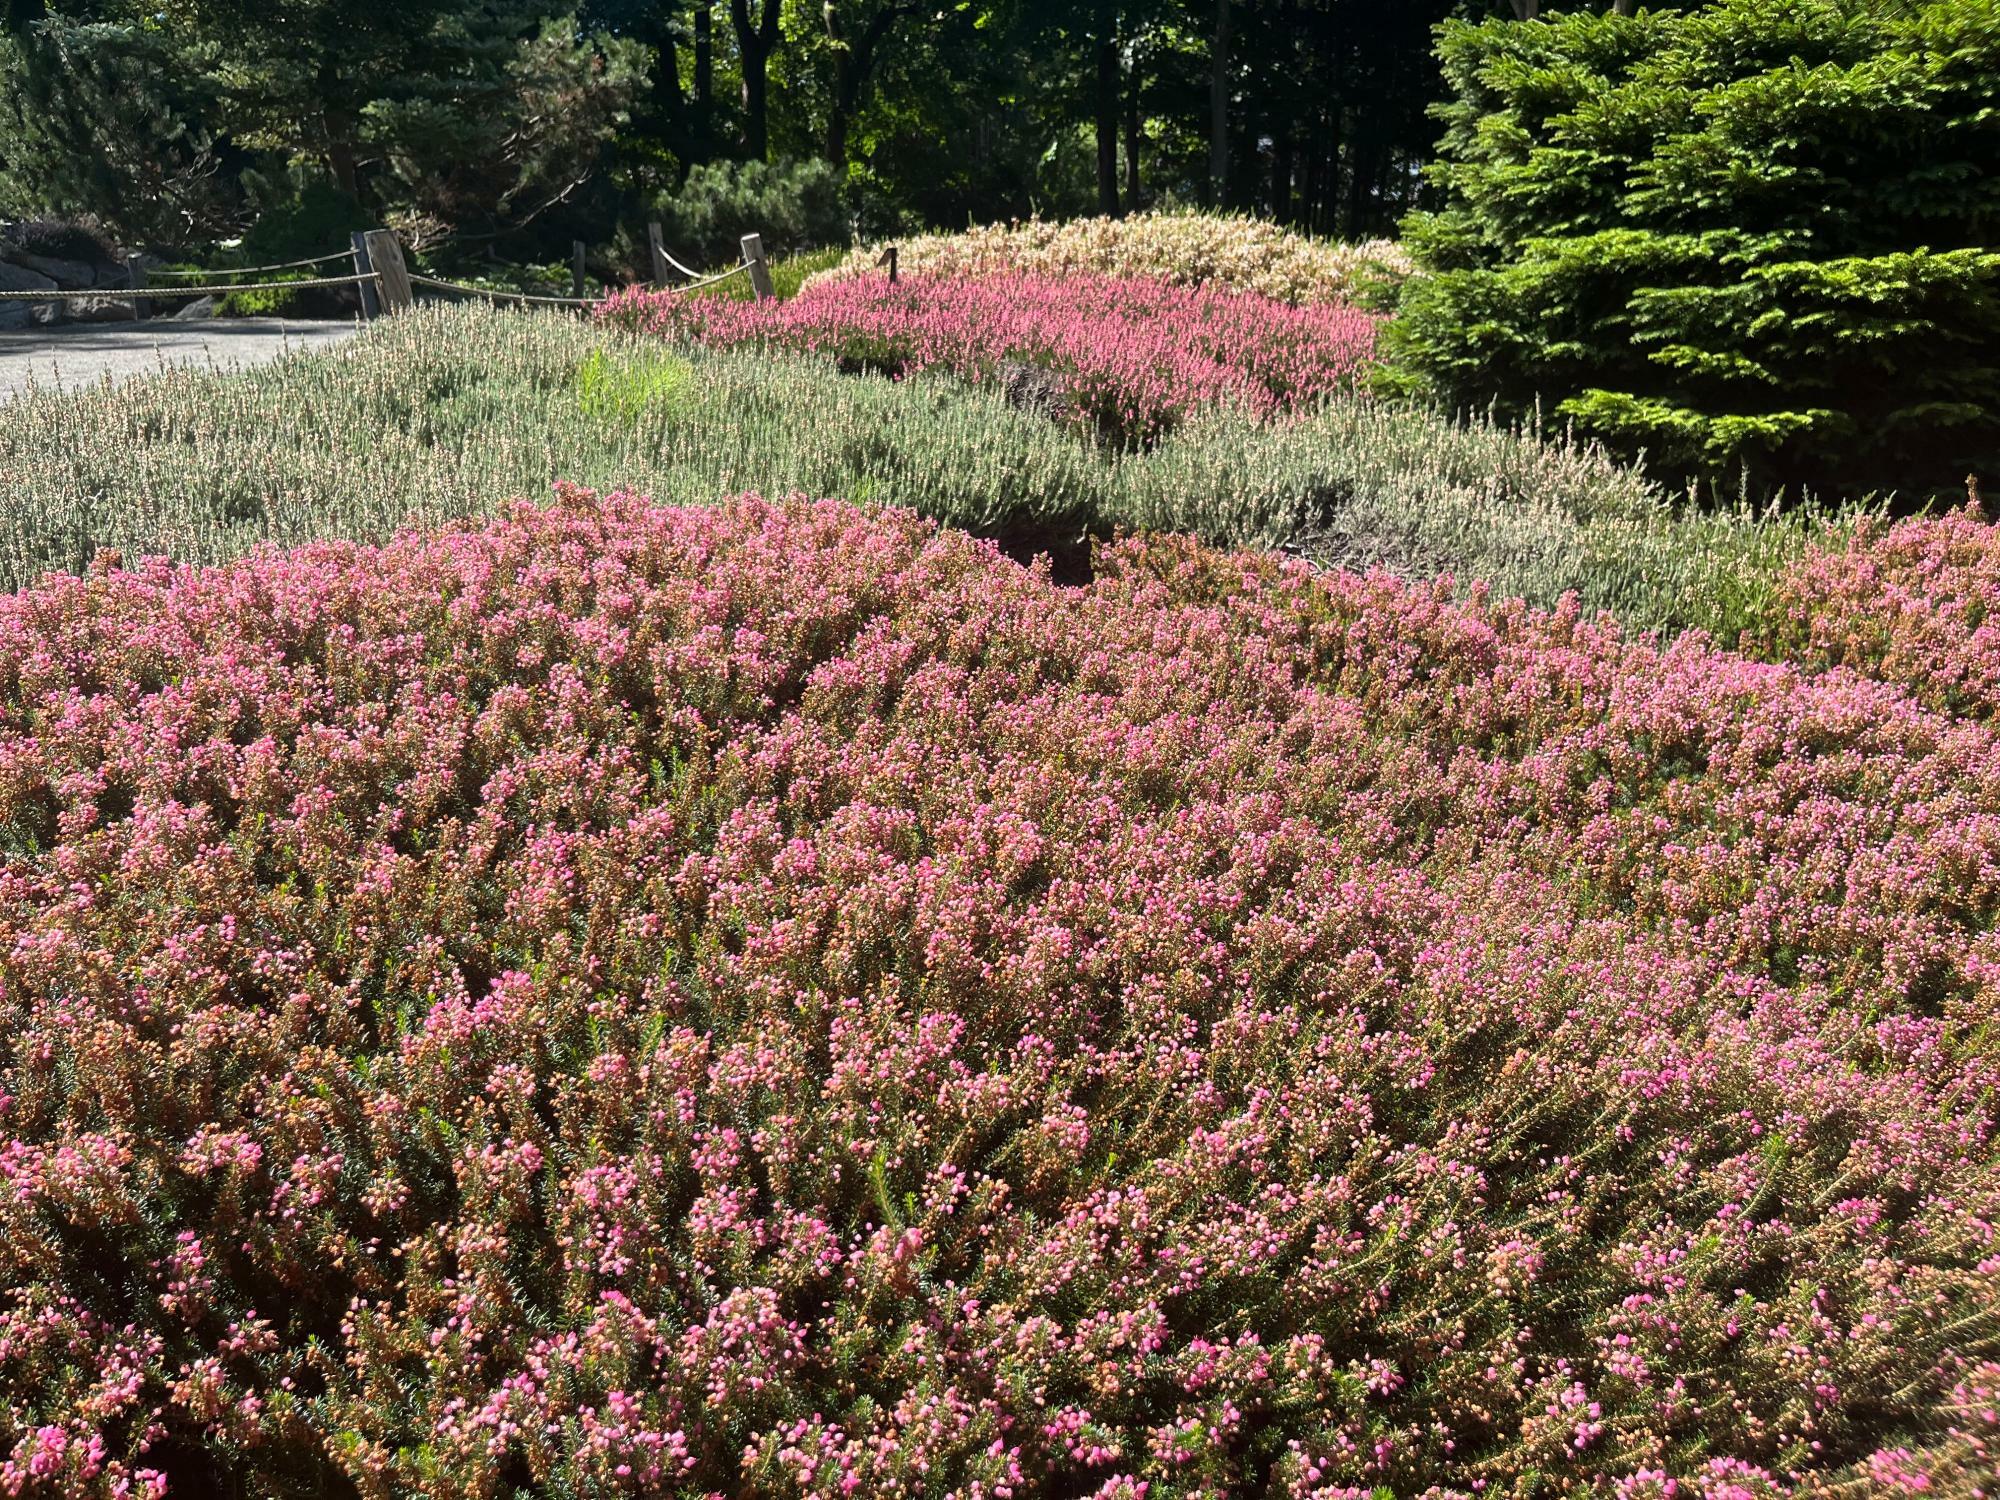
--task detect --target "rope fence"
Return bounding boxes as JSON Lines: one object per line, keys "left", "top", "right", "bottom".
{"left": 0, "top": 273, "right": 379, "bottom": 300}
{"left": 410, "top": 256, "right": 753, "bottom": 309}
{"left": 146, "top": 250, "right": 357, "bottom": 278}
{"left": 0, "top": 227, "right": 775, "bottom": 323}
{"left": 407, "top": 274, "right": 599, "bottom": 308}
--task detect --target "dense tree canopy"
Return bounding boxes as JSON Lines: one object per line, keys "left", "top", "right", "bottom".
{"left": 0, "top": 0, "right": 1515, "bottom": 255}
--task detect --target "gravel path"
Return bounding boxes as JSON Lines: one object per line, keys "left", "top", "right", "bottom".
{"left": 0, "top": 317, "right": 360, "bottom": 400}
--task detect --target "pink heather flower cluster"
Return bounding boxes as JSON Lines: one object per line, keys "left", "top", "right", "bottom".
{"left": 597, "top": 271, "right": 1379, "bottom": 446}
{"left": 1764, "top": 503, "right": 2000, "bottom": 720}
{"left": 0, "top": 486, "right": 1995, "bottom": 1496}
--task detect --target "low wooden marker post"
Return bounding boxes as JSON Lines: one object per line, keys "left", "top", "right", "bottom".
{"left": 572, "top": 241, "right": 587, "bottom": 300}
{"left": 125, "top": 256, "right": 150, "bottom": 320}
{"left": 876, "top": 245, "right": 899, "bottom": 285}
{"left": 360, "top": 229, "right": 412, "bottom": 313}
{"left": 349, "top": 232, "right": 381, "bottom": 320}
{"left": 741, "top": 233, "right": 774, "bottom": 301}
{"left": 647, "top": 222, "right": 670, "bottom": 287}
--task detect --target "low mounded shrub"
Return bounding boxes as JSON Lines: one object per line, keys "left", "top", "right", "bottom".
{"left": 0, "top": 489, "right": 1992, "bottom": 1495}
{"left": 648, "top": 157, "right": 847, "bottom": 270}
{"left": 236, "top": 176, "right": 368, "bottom": 270}
{"left": 1755, "top": 503, "right": 2000, "bottom": 720}
{"left": 599, "top": 270, "right": 1379, "bottom": 447}
{"left": 808, "top": 210, "right": 1413, "bottom": 308}
{"left": 0, "top": 215, "right": 118, "bottom": 267}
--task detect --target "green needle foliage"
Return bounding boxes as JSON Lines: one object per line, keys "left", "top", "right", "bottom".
{"left": 1386, "top": 0, "right": 2000, "bottom": 506}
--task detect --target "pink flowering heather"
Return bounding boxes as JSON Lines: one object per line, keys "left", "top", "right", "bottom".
{"left": 598, "top": 271, "right": 1379, "bottom": 446}
{"left": 0, "top": 487, "right": 1996, "bottom": 1497}
{"left": 1763, "top": 503, "right": 2000, "bottom": 720}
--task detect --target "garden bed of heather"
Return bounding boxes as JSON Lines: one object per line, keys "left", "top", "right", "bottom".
{"left": 1755, "top": 504, "right": 2000, "bottom": 720}
{"left": 0, "top": 304, "right": 1834, "bottom": 637}
{"left": 598, "top": 270, "right": 1379, "bottom": 447}
{"left": 806, "top": 211, "right": 1414, "bottom": 307}
{"left": 0, "top": 486, "right": 1994, "bottom": 1497}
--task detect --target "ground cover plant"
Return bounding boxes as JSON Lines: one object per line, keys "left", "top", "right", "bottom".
{"left": 1753, "top": 503, "right": 2000, "bottom": 721}
{"left": 808, "top": 212, "right": 1415, "bottom": 308}
{"left": 0, "top": 487, "right": 1993, "bottom": 1496}
{"left": 0, "top": 302, "right": 1829, "bottom": 638}
{"left": 599, "top": 269, "right": 1381, "bottom": 448}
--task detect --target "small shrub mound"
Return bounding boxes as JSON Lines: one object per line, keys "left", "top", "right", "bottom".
{"left": 1758, "top": 503, "right": 2000, "bottom": 720}
{"left": 600, "top": 270, "right": 1379, "bottom": 446}
{"left": 808, "top": 211, "right": 1412, "bottom": 307}
{"left": 0, "top": 489, "right": 1994, "bottom": 1496}
{"left": 646, "top": 158, "right": 847, "bottom": 269}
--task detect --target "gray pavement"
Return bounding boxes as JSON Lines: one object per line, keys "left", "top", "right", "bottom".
{"left": 0, "top": 317, "right": 361, "bottom": 400}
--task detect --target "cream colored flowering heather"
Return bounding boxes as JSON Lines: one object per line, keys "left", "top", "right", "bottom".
{"left": 806, "top": 211, "right": 1414, "bottom": 306}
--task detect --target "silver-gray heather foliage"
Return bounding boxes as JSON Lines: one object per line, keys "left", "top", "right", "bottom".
{"left": 0, "top": 303, "right": 1844, "bottom": 637}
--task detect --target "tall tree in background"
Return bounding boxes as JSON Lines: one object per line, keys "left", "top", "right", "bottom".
{"left": 1093, "top": 0, "right": 1119, "bottom": 213}
{"left": 0, "top": 0, "right": 1475, "bottom": 251}
{"left": 1207, "top": 0, "right": 1227, "bottom": 204}
{"left": 365, "top": 13, "right": 647, "bottom": 229}
{"left": 171, "top": 0, "right": 472, "bottom": 198}
{"left": 0, "top": 14, "right": 230, "bottom": 242}
{"left": 694, "top": 0, "right": 716, "bottom": 151}
{"left": 821, "top": 0, "right": 924, "bottom": 173}
{"left": 729, "top": 0, "right": 783, "bottom": 158}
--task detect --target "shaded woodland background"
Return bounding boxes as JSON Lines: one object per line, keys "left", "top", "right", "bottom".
{"left": 0, "top": 0, "right": 1600, "bottom": 258}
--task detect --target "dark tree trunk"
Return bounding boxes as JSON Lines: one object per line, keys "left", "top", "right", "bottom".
{"left": 824, "top": 2, "right": 913, "bottom": 174}
{"left": 1299, "top": 126, "right": 1320, "bottom": 232}
{"left": 1318, "top": 109, "right": 1344, "bottom": 235}
{"left": 730, "top": 0, "right": 783, "bottom": 160}
{"left": 1346, "top": 136, "right": 1381, "bottom": 235}
{"left": 1208, "top": 0, "right": 1230, "bottom": 207}
{"left": 1272, "top": 126, "right": 1293, "bottom": 225}
{"left": 1269, "top": 0, "right": 1294, "bottom": 223}
{"left": 647, "top": 20, "right": 689, "bottom": 165}
{"left": 742, "top": 61, "right": 768, "bottom": 159}
{"left": 826, "top": 98, "right": 850, "bottom": 173}
{"left": 327, "top": 140, "right": 358, "bottom": 200}
{"left": 694, "top": 0, "right": 714, "bottom": 155}
{"left": 324, "top": 109, "right": 359, "bottom": 200}
{"left": 318, "top": 59, "right": 360, "bottom": 201}
{"left": 1124, "top": 54, "right": 1141, "bottom": 208}
{"left": 1094, "top": 7, "right": 1120, "bottom": 216}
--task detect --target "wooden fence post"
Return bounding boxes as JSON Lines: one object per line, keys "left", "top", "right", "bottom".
{"left": 361, "top": 229, "right": 413, "bottom": 313}
{"left": 349, "top": 232, "right": 381, "bottom": 320}
{"left": 647, "top": 222, "right": 670, "bottom": 287}
{"left": 741, "top": 233, "right": 774, "bottom": 301}
{"left": 877, "top": 245, "right": 899, "bottom": 285}
{"left": 125, "top": 256, "right": 150, "bottom": 320}
{"left": 572, "top": 241, "right": 586, "bottom": 300}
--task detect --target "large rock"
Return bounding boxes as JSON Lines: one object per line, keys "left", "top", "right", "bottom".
{"left": 0, "top": 261, "right": 59, "bottom": 328}
{"left": 65, "top": 293, "right": 138, "bottom": 322}
{"left": 169, "top": 295, "right": 216, "bottom": 321}
{"left": 8, "top": 252, "right": 93, "bottom": 288}
{"left": 997, "top": 358, "right": 1072, "bottom": 423}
